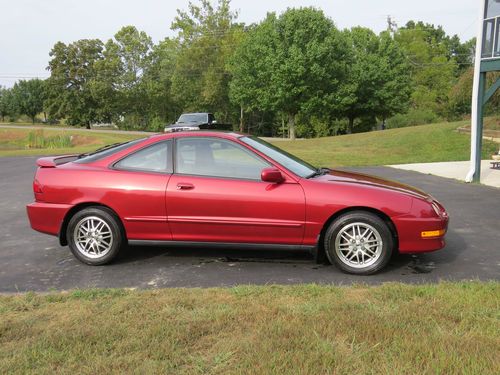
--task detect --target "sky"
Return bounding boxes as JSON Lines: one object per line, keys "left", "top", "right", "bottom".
{"left": 0, "top": 0, "right": 481, "bottom": 87}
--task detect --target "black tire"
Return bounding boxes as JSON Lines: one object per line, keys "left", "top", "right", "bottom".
{"left": 66, "top": 207, "right": 124, "bottom": 265}
{"left": 324, "top": 211, "right": 394, "bottom": 275}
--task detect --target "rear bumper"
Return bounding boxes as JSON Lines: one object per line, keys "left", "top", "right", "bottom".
{"left": 393, "top": 216, "right": 449, "bottom": 253}
{"left": 26, "top": 202, "right": 73, "bottom": 236}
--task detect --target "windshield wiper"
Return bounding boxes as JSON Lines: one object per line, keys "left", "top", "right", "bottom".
{"left": 306, "top": 167, "right": 331, "bottom": 179}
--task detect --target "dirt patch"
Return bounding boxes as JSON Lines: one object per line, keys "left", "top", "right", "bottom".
{"left": 0, "top": 130, "right": 26, "bottom": 141}
{"left": 70, "top": 134, "right": 102, "bottom": 147}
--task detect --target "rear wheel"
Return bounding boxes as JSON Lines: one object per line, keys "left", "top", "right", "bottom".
{"left": 324, "top": 211, "right": 394, "bottom": 275}
{"left": 67, "top": 207, "right": 124, "bottom": 265}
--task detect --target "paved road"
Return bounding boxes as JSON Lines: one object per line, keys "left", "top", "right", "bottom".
{"left": 0, "top": 156, "right": 499, "bottom": 292}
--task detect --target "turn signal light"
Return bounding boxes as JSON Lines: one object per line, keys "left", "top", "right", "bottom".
{"left": 421, "top": 229, "right": 445, "bottom": 238}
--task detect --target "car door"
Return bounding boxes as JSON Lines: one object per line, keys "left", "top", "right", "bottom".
{"left": 104, "top": 140, "right": 173, "bottom": 241}
{"left": 166, "top": 136, "right": 306, "bottom": 244}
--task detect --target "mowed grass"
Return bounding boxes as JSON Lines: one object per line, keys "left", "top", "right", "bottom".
{"left": 274, "top": 120, "right": 498, "bottom": 167}
{"left": 0, "top": 118, "right": 498, "bottom": 165}
{"left": 0, "top": 282, "right": 498, "bottom": 374}
{"left": 0, "top": 128, "right": 144, "bottom": 157}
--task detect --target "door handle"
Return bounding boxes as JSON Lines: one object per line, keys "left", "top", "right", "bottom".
{"left": 176, "top": 182, "right": 195, "bottom": 190}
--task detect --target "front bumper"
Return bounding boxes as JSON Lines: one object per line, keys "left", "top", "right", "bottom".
{"left": 394, "top": 215, "right": 449, "bottom": 253}
{"left": 26, "top": 202, "right": 73, "bottom": 236}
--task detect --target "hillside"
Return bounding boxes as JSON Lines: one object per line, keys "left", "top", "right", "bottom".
{"left": 273, "top": 120, "right": 498, "bottom": 167}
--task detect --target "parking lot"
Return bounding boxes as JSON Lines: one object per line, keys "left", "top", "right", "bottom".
{"left": 0, "top": 156, "right": 499, "bottom": 292}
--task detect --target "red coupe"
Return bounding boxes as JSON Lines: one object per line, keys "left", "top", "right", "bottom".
{"left": 27, "top": 131, "right": 448, "bottom": 274}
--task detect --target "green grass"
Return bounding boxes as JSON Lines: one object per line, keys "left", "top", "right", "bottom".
{"left": 0, "top": 128, "right": 143, "bottom": 157}
{"left": 274, "top": 120, "right": 498, "bottom": 167}
{"left": 1, "top": 118, "right": 498, "bottom": 166}
{"left": 0, "top": 282, "right": 498, "bottom": 374}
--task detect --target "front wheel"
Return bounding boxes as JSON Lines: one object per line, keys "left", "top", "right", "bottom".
{"left": 67, "top": 207, "right": 124, "bottom": 265}
{"left": 324, "top": 211, "right": 394, "bottom": 275}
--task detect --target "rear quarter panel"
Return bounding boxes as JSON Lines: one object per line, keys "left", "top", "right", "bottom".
{"left": 35, "top": 164, "right": 172, "bottom": 240}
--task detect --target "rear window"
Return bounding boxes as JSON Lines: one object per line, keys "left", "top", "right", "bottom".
{"left": 74, "top": 138, "right": 145, "bottom": 164}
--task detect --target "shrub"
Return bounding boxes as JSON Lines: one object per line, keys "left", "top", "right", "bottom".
{"left": 386, "top": 109, "right": 440, "bottom": 129}
{"left": 26, "top": 130, "right": 72, "bottom": 149}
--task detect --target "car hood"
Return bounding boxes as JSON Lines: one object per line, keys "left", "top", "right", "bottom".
{"left": 315, "top": 169, "right": 431, "bottom": 200}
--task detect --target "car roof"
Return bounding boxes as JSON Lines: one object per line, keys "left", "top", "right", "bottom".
{"left": 148, "top": 130, "right": 246, "bottom": 141}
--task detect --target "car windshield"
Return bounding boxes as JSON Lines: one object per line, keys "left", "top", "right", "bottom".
{"left": 74, "top": 138, "right": 145, "bottom": 164}
{"left": 240, "top": 136, "right": 317, "bottom": 178}
{"left": 177, "top": 114, "right": 207, "bottom": 123}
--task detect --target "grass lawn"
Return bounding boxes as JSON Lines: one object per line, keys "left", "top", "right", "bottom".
{"left": 0, "top": 282, "right": 498, "bottom": 374}
{"left": 2, "top": 119, "right": 497, "bottom": 167}
{"left": 0, "top": 128, "right": 143, "bottom": 157}
{"left": 275, "top": 120, "right": 498, "bottom": 168}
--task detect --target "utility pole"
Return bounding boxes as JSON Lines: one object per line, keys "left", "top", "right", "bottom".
{"left": 386, "top": 15, "right": 397, "bottom": 36}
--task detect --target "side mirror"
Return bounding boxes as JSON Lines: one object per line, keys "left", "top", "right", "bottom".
{"left": 261, "top": 167, "right": 284, "bottom": 184}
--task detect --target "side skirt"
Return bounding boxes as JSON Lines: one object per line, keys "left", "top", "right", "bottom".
{"left": 128, "top": 240, "right": 315, "bottom": 252}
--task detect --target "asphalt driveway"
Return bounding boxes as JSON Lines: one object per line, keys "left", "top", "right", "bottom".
{"left": 0, "top": 156, "right": 499, "bottom": 292}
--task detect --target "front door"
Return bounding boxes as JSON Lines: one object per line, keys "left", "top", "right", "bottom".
{"left": 166, "top": 136, "right": 305, "bottom": 244}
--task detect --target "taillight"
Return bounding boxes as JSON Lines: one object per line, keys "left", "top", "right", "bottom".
{"left": 33, "top": 179, "right": 44, "bottom": 201}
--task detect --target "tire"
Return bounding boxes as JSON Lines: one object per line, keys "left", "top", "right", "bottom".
{"left": 324, "top": 211, "right": 394, "bottom": 275}
{"left": 66, "top": 207, "right": 124, "bottom": 265}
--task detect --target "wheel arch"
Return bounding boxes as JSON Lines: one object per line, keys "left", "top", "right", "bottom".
{"left": 316, "top": 206, "right": 399, "bottom": 262}
{"left": 59, "top": 202, "right": 126, "bottom": 246}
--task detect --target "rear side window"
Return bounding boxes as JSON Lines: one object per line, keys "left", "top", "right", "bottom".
{"left": 114, "top": 141, "right": 172, "bottom": 173}
{"left": 74, "top": 138, "right": 145, "bottom": 164}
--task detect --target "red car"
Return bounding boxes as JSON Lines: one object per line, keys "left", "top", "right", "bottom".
{"left": 26, "top": 131, "right": 448, "bottom": 275}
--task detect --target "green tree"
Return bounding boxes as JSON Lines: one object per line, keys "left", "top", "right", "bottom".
{"left": 229, "top": 8, "right": 350, "bottom": 139}
{"left": 375, "top": 31, "right": 412, "bottom": 124}
{"left": 105, "top": 26, "right": 154, "bottom": 128}
{"left": 170, "top": 0, "right": 244, "bottom": 123}
{"left": 395, "top": 22, "right": 459, "bottom": 116}
{"left": 46, "top": 39, "right": 104, "bottom": 127}
{"left": 0, "top": 86, "right": 15, "bottom": 122}
{"left": 448, "top": 68, "right": 500, "bottom": 117}
{"left": 143, "top": 38, "right": 181, "bottom": 127}
{"left": 11, "top": 79, "right": 46, "bottom": 123}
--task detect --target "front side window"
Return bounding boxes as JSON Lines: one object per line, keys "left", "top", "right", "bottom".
{"left": 176, "top": 137, "right": 270, "bottom": 180}
{"left": 114, "top": 141, "right": 172, "bottom": 173}
{"left": 240, "top": 136, "right": 316, "bottom": 178}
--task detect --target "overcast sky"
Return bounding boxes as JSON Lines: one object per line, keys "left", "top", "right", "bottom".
{"left": 0, "top": 0, "right": 481, "bottom": 87}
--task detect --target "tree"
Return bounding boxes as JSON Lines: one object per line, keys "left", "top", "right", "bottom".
{"left": 170, "top": 0, "right": 243, "bottom": 123}
{"left": 448, "top": 68, "right": 500, "bottom": 117}
{"left": 395, "top": 22, "right": 459, "bottom": 116}
{"left": 0, "top": 86, "right": 15, "bottom": 122}
{"left": 104, "top": 26, "right": 154, "bottom": 128}
{"left": 45, "top": 39, "right": 104, "bottom": 128}
{"left": 229, "top": 8, "right": 350, "bottom": 139}
{"left": 11, "top": 79, "right": 46, "bottom": 123}
{"left": 374, "top": 31, "right": 412, "bottom": 124}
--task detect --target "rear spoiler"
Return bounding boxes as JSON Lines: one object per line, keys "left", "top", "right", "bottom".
{"left": 36, "top": 155, "right": 78, "bottom": 168}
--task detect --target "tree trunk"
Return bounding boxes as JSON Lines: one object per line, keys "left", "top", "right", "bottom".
{"left": 347, "top": 117, "right": 354, "bottom": 134}
{"left": 32, "top": 115, "right": 35, "bottom": 124}
{"left": 86, "top": 122, "right": 91, "bottom": 130}
{"left": 43, "top": 112, "right": 47, "bottom": 122}
{"left": 239, "top": 104, "right": 244, "bottom": 133}
{"left": 288, "top": 113, "right": 296, "bottom": 140}
{"left": 282, "top": 115, "right": 285, "bottom": 138}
